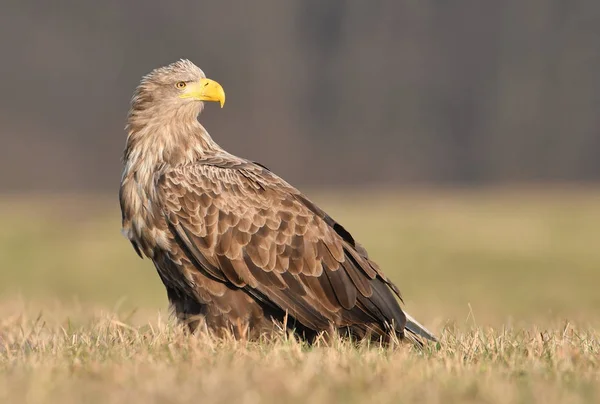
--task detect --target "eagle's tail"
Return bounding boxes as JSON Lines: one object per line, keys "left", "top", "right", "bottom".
{"left": 403, "top": 311, "right": 437, "bottom": 346}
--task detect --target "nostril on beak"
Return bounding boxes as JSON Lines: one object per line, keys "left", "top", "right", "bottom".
{"left": 203, "top": 82, "right": 209, "bottom": 87}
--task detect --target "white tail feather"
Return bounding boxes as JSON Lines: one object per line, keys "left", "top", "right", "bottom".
{"left": 404, "top": 312, "right": 437, "bottom": 343}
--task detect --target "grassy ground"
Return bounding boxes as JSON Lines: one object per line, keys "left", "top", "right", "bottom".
{"left": 0, "top": 188, "right": 599, "bottom": 403}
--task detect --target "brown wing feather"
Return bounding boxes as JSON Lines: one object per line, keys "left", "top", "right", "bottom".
{"left": 157, "top": 158, "right": 407, "bottom": 336}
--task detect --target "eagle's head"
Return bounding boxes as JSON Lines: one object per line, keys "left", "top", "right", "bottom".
{"left": 129, "top": 59, "right": 225, "bottom": 122}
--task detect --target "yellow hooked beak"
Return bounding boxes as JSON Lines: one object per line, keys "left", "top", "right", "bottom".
{"left": 181, "top": 78, "right": 226, "bottom": 108}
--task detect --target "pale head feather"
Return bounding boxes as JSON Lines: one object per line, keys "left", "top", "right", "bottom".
{"left": 129, "top": 59, "right": 208, "bottom": 121}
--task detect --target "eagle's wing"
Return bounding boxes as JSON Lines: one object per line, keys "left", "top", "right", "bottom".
{"left": 156, "top": 156, "right": 407, "bottom": 336}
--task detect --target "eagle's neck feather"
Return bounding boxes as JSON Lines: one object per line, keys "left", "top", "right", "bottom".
{"left": 124, "top": 104, "right": 223, "bottom": 169}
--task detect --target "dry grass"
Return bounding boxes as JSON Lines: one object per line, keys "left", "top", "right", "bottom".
{"left": 0, "top": 188, "right": 599, "bottom": 403}
{"left": 0, "top": 309, "right": 598, "bottom": 404}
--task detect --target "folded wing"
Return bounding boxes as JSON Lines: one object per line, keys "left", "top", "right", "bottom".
{"left": 156, "top": 157, "right": 409, "bottom": 339}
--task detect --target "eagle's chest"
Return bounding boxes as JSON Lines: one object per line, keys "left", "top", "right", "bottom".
{"left": 120, "top": 169, "right": 171, "bottom": 258}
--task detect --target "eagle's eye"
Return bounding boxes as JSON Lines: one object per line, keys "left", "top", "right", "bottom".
{"left": 175, "top": 81, "right": 186, "bottom": 89}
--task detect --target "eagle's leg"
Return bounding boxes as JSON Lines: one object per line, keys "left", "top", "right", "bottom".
{"left": 166, "top": 287, "right": 206, "bottom": 333}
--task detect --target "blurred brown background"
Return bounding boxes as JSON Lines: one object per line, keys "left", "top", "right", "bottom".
{"left": 1, "top": 1, "right": 600, "bottom": 346}
{"left": 1, "top": 0, "right": 599, "bottom": 192}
